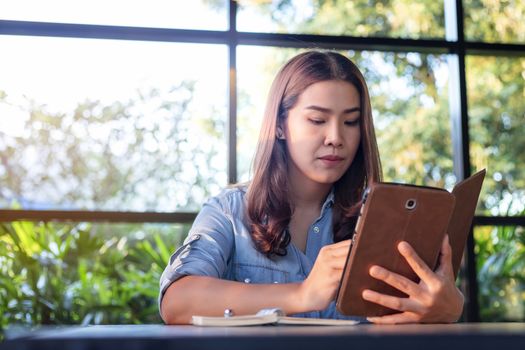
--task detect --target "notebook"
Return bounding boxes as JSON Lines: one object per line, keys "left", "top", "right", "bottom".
{"left": 191, "top": 308, "right": 359, "bottom": 326}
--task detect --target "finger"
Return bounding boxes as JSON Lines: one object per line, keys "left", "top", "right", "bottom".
{"left": 321, "top": 251, "right": 349, "bottom": 269}
{"left": 318, "top": 241, "right": 351, "bottom": 261}
{"left": 327, "top": 262, "right": 346, "bottom": 272}
{"left": 330, "top": 256, "right": 350, "bottom": 270}
{"left": 329, "top": 241, "right": 353, "bottom": 257}
{"left": 330, "top": 238, "right": 352, "bottom": 246}
{"left": 367, "top": 312, "right": 419, "bottom": 324}
{"left": 362, "top": 289, "right": 422, "bottom": 313}
{"left": 369, "top": 265, "right": 419, "bottom": 296}
{"left": 323, "top": 239, "right": 351, "bottom": 253}
{"left": 436, "top": 235, "right": 454, "bottom": 277}
{"left": 398, "top": 241, "right": 436, "bottom": 283}
{"left": 332, "top": 239, "right": 352, "bottom": 250}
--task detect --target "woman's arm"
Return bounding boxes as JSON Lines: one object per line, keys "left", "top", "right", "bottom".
{"left": 161, "top": 239, "right": 352, "bottom": 324}
{"left": 161, "top": 276, "right": 303, "bottom": 324}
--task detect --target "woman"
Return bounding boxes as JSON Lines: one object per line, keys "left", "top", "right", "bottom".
{"left": 159, "top": 51, "right": 464, "bottom": 324}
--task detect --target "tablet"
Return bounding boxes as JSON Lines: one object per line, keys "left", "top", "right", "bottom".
{"left": 335, "top": 169, "right": 486, "bottom": 317}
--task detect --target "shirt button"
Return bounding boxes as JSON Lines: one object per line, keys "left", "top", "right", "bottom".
{"left": 244, "top": 278, "right": 251, "bottom": 284}
{"left": 313, "top": 226, "right": 320, "bottom": 233}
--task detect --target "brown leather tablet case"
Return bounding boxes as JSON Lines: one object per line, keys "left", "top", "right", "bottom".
{"left": 335, "top": 169, "right": 486, "bottom": 317}
{"left": 448, "top": 169, "right": 486, "bottom": 278}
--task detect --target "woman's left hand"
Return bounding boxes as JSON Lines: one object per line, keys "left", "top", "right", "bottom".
{"left": 363, "top": 234, "right": 464, "bottom": 324}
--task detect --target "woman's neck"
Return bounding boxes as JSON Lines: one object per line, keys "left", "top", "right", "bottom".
{"left": 288, "top": 176, "right": 332, "bottom": 210}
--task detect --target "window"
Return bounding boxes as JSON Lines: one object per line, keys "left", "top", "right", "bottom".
{"left": 467, "top": 55, "right": 525, "bottom": 217}
{"left": 0, "top": 221, "right": 190, "bottom": 325}
{"left": 0, "top": 37, "right": 228, "bottom": 211}
{"left": 0, "top": 0, "right": 228, "bottom": 30}
{"left": 1, "top": 0, "right": 524, "bottom": 326}
{"left": 237, "top": 0, "right": 445, "bottom": 39}
{"left": 464, "top": 0, "right": 525, "bottom": 44}
{"left": 237, "top": 46, "right": 453, "bottom": 187}
{"left": 475, "top": 225, "right": 525, "bottom": 321}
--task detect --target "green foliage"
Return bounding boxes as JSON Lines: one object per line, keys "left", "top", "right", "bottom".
{"left": 362, "top": 52, "right": 453, "bottom": 187}
{"left": 0, "top": 82, "right": 225, "bottom": 212}
{"left": 464, "top": 0, "right": 525, "bottom": 43}
{"left": 237, "top": 47, "right": 454, "bottom": 187}
{"left": 235, "top": 0, "right": 445, "bottom": 38}
{"left": 475, "top": 224, "right": 525, "bottom": 321}
{"left": 467, "top": 56, "right": 525, "bottom": 216}
{"left": 0, "top": 221, "right": 188, "bottom": 332}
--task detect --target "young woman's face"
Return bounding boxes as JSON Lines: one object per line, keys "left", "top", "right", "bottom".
{"left": 283, "top": 80, "right": 361, "bottom": 187}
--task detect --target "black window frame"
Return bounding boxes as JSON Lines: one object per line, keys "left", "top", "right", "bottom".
{"left": 1, "top": 0, "right": 524, "bottom": 321}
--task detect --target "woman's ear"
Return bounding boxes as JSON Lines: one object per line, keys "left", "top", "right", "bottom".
{"left": 276, "top": 126, "right": 285, "bottom": 140}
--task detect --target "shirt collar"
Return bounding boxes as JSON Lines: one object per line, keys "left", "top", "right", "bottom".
{"left": 320, "top": 187, "right": 335, "bottom": 214}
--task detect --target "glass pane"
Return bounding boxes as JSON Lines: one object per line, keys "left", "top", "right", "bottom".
{"left": 0, "top": 36, "right": 228, "bottom": 211}
{"left": 0, "top": 0, "right": 228, "bottom": 30}
{"left": 475, "top": 225, "right": 525, "bottom": 321}
{"left": 368, "top": 52, "right": 452, "bottom": 187}
{"left": 237, "top": 46, "right": 453, "bottom": 188}
{"left": 467, "top": 56, "right": 525, "bottom": 216}
{"left": 237, "top": 0, "right": 445, "bottom": 39}
{"left": 0, "top": 221, "right": 190, "bottom": 326}
{"left": 237, "top": 47, "right": 301, "bottom": 182}
{"left": 464, "top": 0, "right": 525, "bottom": 44}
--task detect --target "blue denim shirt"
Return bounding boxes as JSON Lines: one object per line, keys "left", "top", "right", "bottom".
{"left": 159, "top": 186, "right": 362, "bottom": 321}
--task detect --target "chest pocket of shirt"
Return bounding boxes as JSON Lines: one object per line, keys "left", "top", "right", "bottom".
{"left": 233, "top": 263, "right": 290, "bottom": 285}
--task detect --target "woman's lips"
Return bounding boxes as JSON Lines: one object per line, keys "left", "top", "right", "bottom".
{"left": 318, "top": 155, "right": 344, "bottom": 167}
{"left": 319, "top": 155, "right": 344, "bottom": 161}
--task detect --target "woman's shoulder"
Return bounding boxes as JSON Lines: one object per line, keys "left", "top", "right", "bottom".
{"left": 214, "top": 183, "right": 248, "bottom": 201}
{"left": 204, "top": 184, "right": 248, "bottom": 215}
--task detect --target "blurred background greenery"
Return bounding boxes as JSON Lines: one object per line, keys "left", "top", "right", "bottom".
{"left": 0, "top": 0, "right": 524, "bottom": 336}
{"left": 0, "top": 221, "right": 189, "bottom": 331}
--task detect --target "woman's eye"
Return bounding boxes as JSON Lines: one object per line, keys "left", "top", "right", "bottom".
{"left": 345, "top": 119, "right": 360, "bottom": 126}
{"left": 308, "top": 119, "right": 325, "bottom": 125}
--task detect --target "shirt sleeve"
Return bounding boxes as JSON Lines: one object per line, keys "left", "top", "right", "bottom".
{"left": 158, "top": 194, "right": 235, "bottom": 306}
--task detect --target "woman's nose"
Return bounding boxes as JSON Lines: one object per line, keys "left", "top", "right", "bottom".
{"left": 324, "top": 122, "right": 343, "bottom": 148}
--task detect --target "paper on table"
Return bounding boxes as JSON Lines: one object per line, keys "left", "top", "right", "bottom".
{"left": 191, "top": 308, "right": 359, "bottom": 327}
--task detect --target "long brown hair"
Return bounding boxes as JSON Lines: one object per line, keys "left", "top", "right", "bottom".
{"left": 246, "top": 51, "right": 382, "bottom": 258}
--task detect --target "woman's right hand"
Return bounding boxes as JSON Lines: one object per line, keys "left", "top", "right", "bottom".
{"left": 298, "top": 239, "right": 352, "bottom": 311}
